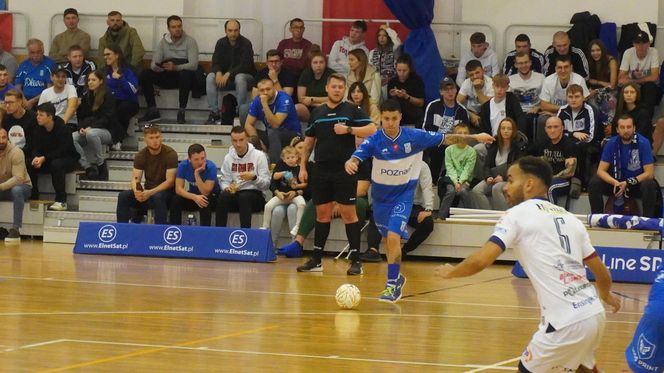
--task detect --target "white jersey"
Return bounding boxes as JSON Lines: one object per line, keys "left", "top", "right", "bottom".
{"left": 490, "top": 198, "right": 604, "bottom": 330}
{"left": 38, "top": 84, "right": 78, "bottom": 124}
{"left": 509, "top": 71, "right": 545, "bottom": 111}
{"left": 539, "top": 73, "right": 589, "bottom": 107}
{"left": 459, "top": 74, "right": 494, "bottom": 114}
{"left": 620, "top": 47, "right": 660, "bottom": 80}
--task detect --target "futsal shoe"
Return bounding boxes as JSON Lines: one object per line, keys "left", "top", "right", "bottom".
{"left": 347, "top": 260, "right": 363, "bottom": 275}
{"left": 277, "top": 241, "right": 303, "bottom": 257}
{"left": 378, "top": 274, "right": 407, "bottom": 303}
{"left": 359, "top": 249, "right": 382, "bottom": 262}
{"left": 296, "top": 257, "right": 322, "bottom": 272}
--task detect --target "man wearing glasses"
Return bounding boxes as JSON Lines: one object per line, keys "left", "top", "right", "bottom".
{"left": 252, "top": 50, "right": 297, "bottom": 98}
{"left": 277, "top": 18, "right": 313, "bottom": 77}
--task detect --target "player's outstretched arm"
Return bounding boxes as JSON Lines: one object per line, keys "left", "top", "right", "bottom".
{"left": 442, "top": 132, "right": 495, "bottom": 146}
{"left": 435, "top": 241, "right": 503, "bottom": 279}
{"left": 584, "top": 255, "right": 621, "bottom": 313}
{"left": 343, "top": 122, "right": 378, "bottom": 138}
{"left": 345, "top": 157, "right": 360, "bottom": 175}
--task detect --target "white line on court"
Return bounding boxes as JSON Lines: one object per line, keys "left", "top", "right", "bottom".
{"left": 0, "top": 339, "right": 67, "bottom": 353}
{"left": 0, "top": 275, "right": 645, "bottom": 316}
{"left": 0, "top": 310, "right": 640, "bottom": 324}
{"left": 54, "top": 338, "right": 516, "bottom": 370}
{"left": 19, "top": 339, "right": 67, "bottom": 349}
{"left": 464, "top": 356, "right": 521, "bottom": 372}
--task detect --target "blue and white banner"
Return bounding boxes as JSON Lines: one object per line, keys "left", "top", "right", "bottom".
{"left": 588, "top": 214, "right": 664, "bottom": 231}
{"left": 74, "top": 222, "right": 276, "bottom": 263}
{"left": 512, "top": 246, "right": 664, "bottom": 284}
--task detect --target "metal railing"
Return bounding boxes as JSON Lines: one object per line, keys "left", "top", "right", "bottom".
{"left": 49, "top": 13, "right": 264, "bottom": 60}
{"left": 281, "top": 18, "right": 495, "bottom": 62}
{"left": 503, "top": 23, "right": 570, "bottom": 58}
{"left": 281, "top": 17, "right": 401, "bottom": 40}
{"left": 431, "top": 21, "right": 497, "bottom": 61}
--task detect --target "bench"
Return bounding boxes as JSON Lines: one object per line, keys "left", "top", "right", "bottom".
{"left": 0, "top": 200, "right": 49, "bottom": 236}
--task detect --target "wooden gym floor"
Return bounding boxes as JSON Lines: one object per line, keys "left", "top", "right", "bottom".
{"left": 0, "top": 241, "right": 643, "bottom": 372}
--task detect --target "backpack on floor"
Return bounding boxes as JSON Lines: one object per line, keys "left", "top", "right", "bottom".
{"left": 220, "top": 94, "right": 237, "bottom": 125}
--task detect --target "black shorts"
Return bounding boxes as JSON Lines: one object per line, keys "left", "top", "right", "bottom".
{"left": 311, "top": 165, "right": 358, "bottom": 205}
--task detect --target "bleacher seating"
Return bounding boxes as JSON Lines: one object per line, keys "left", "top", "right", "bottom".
{"left": 2, "top": 11, "right": 663, "bottom": 256}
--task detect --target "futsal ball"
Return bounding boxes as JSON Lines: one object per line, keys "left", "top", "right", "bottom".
{"left": 335, "top": 284, "right": 361, "bottom": 309}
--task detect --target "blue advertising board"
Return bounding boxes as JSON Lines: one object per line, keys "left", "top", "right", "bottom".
{"left": 74, "top": 222, "right": 276, "bottom": 263}
{"left": 512, "top": 246, "right": 664, "bottom": 284}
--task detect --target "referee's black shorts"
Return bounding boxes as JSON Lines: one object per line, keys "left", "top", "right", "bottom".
{"left": 311, "top": 164, "right": 358, "bottom": 205}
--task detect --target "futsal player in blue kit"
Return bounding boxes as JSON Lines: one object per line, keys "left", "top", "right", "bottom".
{"left": 626, "top": 263, "right": 664, "bottom": 372}
{"left": 345, "top": 99, "right": 494, "bottom": 302}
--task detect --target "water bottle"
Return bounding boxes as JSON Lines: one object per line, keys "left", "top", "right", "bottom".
{"left": 187, "top": 213, "right": 197, "bottom": 226}
{"left": 613, "top": 195, "right": 624, "bottom": 214}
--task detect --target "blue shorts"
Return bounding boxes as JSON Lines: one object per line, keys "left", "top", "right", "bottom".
{"left": 625, "top": 307, "right": 664, "bottom": 372}
{"left": 372, "top": 201, "right": 412, "bottom": 239}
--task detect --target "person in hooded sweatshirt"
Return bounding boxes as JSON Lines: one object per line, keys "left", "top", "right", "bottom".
{"left": 97, "top": 11, "right": 145, "bottom": 71}
{"left": 139, "top": 15, "right": 199, "bottom": 125}
{"left": 328, "top": 20, "right": 369, "bottom": 76}
{"left": 27, "top": 102, "right": 80, "bottom": 211}
{"left": 216, "top": 126, "right": 270, "bottom": 228}
{"left": 455, "top": 32, "right": 500, "bottom": 87}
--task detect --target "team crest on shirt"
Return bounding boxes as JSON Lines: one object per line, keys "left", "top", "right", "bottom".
{"left": 638, "top": 334, "right": 656, "bottom": 360}
{"left": 656, "top": 271, "right": 664, "bottom": 283}
{"left": 404, "top": 142, "right": 411, "bottom": 153}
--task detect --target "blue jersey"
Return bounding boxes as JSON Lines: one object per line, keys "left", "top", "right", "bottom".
{"left": 176, "top": 159, "right": 221, "bottom": 195}
{"left": 248, "top": 90, "right": 301, "bottom": 134}
{"left": 626, "top": 263, "right": 664, "bottom": 372}
{"left": 353, "top": 127, "right": 444, "bottom": 205}
{"left": 600, "top": 133, "right": 654, "bottom": 180}
{"left": 14, "top": 57, "right": 56, "bottom": 100}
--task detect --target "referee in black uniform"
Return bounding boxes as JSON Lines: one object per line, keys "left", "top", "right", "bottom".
{"left": 297, "top": 73, "right": 377, "bottom": 275}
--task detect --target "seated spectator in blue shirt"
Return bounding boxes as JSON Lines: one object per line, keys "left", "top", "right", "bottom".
{"left": 0, "top": 64, "right": 16, "bottom": 101}
{"left": 103, "top": 44, "right": 139, "bottom": 143}
{"left": 244, "top": 79, "right": 301, "bottom": 164}
{"left": 588, "top": 114, "right": 658, "bottom": 217}
{"left": 14, "top": 39, "right": 56, "bottom": 109}
{"left": 169, "top": 143, "right": 221, "bottom": 226}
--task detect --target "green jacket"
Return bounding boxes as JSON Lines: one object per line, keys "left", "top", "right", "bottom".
{"left": 444, "top": 144, "right": 476, "bottom": 185}
{"left": 97, "top": 21, "right": 145, "bottom": 70}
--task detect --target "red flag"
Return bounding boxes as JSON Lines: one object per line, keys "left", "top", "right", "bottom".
{"left": 322, "top": 0, "right": 409, "bottom": 54}
{"left": 0, "top": 13, "right": 13, "bottom": 52}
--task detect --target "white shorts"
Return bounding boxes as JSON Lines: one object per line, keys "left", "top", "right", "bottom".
{"left": 520, "top": 312, "right": 606, "bottom": 372}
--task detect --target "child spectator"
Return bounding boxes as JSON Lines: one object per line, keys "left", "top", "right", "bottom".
{"left": 262, "top": 146, "right": 307, "bottom": 244}
{"left": 438, "top": 123, "right": 476, "bottom": 219}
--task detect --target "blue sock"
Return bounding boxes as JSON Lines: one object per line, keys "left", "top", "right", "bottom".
{"left": 278, "top": 241, "right": 302, "bottom": 253}
{"left": 387, "top": 264, "right": 400, "bottom": 283}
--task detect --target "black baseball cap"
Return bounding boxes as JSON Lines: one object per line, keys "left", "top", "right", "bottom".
{"left": 439, "top": 76, "right": 456, "bottom": 89}
{"left": 633, "top": 31, "right": 650, "bottom": 44}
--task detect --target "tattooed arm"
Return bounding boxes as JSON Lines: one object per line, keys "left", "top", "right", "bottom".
{"left": 553, "top": 157, "right": 577, "bottom": 179}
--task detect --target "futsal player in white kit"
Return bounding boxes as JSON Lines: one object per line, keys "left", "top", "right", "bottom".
{"left": 436, "top": 156, "right": 621, "bottom": 372}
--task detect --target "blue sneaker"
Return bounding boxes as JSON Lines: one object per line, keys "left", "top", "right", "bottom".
{"left": 378, "top": 274, "right": 406, "bottom": 303}
{"left": 277, "top": 241, "right": 303, "bottom": 257}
